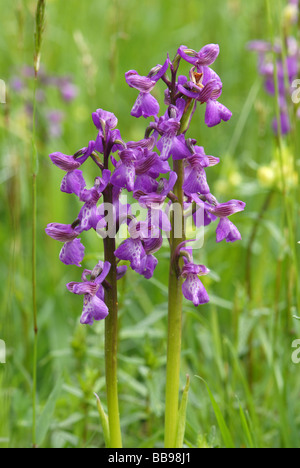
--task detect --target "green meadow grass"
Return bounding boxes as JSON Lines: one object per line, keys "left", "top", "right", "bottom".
{"left": 0, "top": 0, "right": 300, "bottom": 448}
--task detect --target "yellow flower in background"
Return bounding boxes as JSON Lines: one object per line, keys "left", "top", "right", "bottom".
{"left": 258, "top": 144, "right": 298, "bottom": 191}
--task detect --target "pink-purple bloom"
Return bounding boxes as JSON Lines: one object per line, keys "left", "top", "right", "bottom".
{"left": 67, "top": 262, "right": 111, "bottom": 325}
{"left": 46, "top": 43, "right": 245, "bottom": 322}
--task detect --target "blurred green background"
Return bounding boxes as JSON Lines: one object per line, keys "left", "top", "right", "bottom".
{"left": 0, "top": 0, "right": 300, "bottom": 448}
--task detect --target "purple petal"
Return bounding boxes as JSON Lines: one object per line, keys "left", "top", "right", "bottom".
{"left": 92, "top": 109, "right": 118, "bottom": 130}
{"left": 67, "top": 281, "right": 99, "bottom": 296}
{"left": 96, "top": 261, "right": 111, "bottom": 284}
{"left": 59, "top": 239, "right": 85, "bottom": 266}
{"left": 61, "top": 170, "right": 86, "bottom": 196}
{"left": 80, "top": 295, "right": 109, "bottom": 325}
{"left": 45, "top": 223, "right": 79, "bottom": 242}
{"left": 131, "top": 92, "right": 160, "bottom": 118}
{"left": 178, "top": 44, "right": 219, "bottom": 67}
{"left": 134, "top": 175, "right": 159, "bottom": 194}
{"left": 183, "top": 166, "right": 210, "bottom": 195}
{"left": 49, "top": 152, "right": 81, "bottom": 172}
{"left": 125, "top": 70, "right": 156, "bottom": 93}
{"left": 182, "top": 274, "right": 210, "bottom": 306}
{"left": 78, "top": 204, "right": 105, "bottom": 231}
{"left": 205, "top": 100, "right": 232, "bottom": 127}
{"left": 111, "top": 162, "right": 136, "bottom": 192}
{"left": 216, "top": 218, "right": 242, "bottom": 243}
{"left": 171, "top": 135, "right": 192, "bottom": 160}
{"left": 150, "top": 58, "right": 170, "bottom": 82}
{"left": 210, "top": 200, "right": 246, "bottom": 218}
{"left": 149, "top": 209, "right": 171, "bottom": 232}
{"left": 135, "top": 254, "right": 158, "bottom": 279}
{"left": 114, "top": 238, "right": 146, "bottom": 270}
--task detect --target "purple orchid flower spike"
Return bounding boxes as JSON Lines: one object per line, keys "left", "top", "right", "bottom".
{"left": 125, "top": 58, "right": 169, "bottom": 118}
{"left": 46, "top": 45, "right": 245, "bottom": 447}
{"left": 67, "top": 261, "right": 111, "bottom": 325}
{"left": 49, "top": 140, "right": 95, "bottom": 172}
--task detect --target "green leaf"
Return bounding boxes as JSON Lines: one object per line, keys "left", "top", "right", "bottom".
{"left": 94, "top": 393, "right": 110, "bottom": 448}
{"left": 36, "top": 375, "right": 63, "bottom": 446}
{"left": 175, "top": 375, "right": 190, "bottom": 448}
{"left": 196, "top": 377, "right": 235, "bottom": 449}
{"left": 239, "top": 405, "right": 255, "bottom": 448}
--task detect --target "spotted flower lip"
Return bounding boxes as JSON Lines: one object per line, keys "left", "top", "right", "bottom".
{"left": 180, "top": 259, "right": 210, "bottom": 306}
{"left": 114, "top": 237, "right": 147, "bottom": 271}
{"left": 59, "top": 239, "right": 85, "bottom": 267}
{"left": 61, "top": 170, "right": 86, "bottom": 196}
{"left": 111, "top": 148, "right": 137, "bottom": 192}
{"left": 183, "top": 160, "right": 210, "bottom": 196}
{"left": 216, "top": 218, "right": 242, "bottom": 243}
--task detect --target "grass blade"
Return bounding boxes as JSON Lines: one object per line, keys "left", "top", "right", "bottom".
{"left": 36, "top": 375, "right": 63, "bottom": 447}
{"left": 196, "top": 377, "right": 235, "bottom": 449}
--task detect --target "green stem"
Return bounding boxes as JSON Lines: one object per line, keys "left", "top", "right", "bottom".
{"left": 164, "top": 159, "right": 185, "bottom": 448}
{"left": 31, "top": 77, "right": 38, "bottom": 449}
{"left": 103, "top": 184, "right": 122, "bottom": 448}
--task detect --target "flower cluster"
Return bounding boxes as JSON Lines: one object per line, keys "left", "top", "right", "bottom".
{"left": 46, "top": 44, "right": 245, "bottom": 324}
{"left": 248, "top": 0, "right": 300, "bottom": 135}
